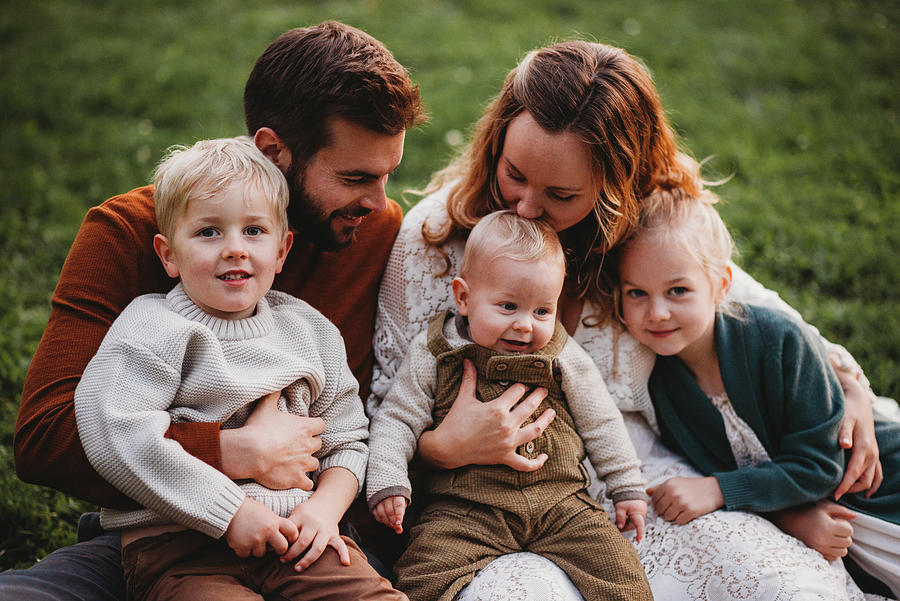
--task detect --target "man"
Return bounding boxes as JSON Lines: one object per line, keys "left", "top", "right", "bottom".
{"left": 4, "top": 21, "right": 425, "bottom": 600}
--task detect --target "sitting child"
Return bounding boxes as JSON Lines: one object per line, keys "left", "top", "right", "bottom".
{"left": 616, "top": 189, "right": 900, "bottom": 597}
{"left": 366, "top": 210, "right": 652, "bottom": 601}
{"left": 74, "top": 137, "right": 405, "bottom": 600}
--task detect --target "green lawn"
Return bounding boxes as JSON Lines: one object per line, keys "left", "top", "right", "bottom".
{"left": 1, "top": 0, "right": 897, "bottom": 569}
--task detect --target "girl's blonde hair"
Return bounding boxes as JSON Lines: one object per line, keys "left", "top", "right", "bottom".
{"left": 459, "top": 210, "right": 565, "bottom": 278}
{"left": 614, "top": 188, "right": 738, "bottom": 319}
{"left": 423, "top": 40, "right": 702, "bottom": 319}
{"left": 153, "top": 137, "right": 289, "bottom": 239}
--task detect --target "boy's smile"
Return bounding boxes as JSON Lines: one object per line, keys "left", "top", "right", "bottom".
{"left": 153, "top": 182, "right": 293, "bottom": 320}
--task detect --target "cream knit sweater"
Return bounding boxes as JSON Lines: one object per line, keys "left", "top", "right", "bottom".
{"left": 75, "top": 284, "right": 369, "bottom": 538}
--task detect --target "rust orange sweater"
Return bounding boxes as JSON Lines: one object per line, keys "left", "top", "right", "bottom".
{"left": 15, "top": 186, "right": 402, "bottom": 508}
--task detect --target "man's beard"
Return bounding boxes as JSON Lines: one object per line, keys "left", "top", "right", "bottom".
{"left": 285, "top": 164, "right": 371, "bottom": 252}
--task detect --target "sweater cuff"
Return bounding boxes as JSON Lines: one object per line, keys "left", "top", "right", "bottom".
{"left": 714, "top": 470, "right": 756, "bottom": 510}
{"left": 166, "top": 421, "right": 222, "bottom": 471}
{"left": 318, "top": 450, "right": 368, "bottom": 496}
{"left": 367, "top": 486, "right": 412, "bottom": 512}
{"left": 610, "top": 489, "right": 650, "bottom": 504}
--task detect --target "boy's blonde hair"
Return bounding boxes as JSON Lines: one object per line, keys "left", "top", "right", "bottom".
{"left": 153, "top": 137, "right": 289, "bottom": 239}
{"left": 618, "top": 189, "right": 736, "bottom": 314}
{"left": 459, "top": 210, "right": 566, "bottom": 278}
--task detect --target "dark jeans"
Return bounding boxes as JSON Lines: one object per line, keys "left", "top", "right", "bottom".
{"left": 0, "top": 513, "right": 391, "bottom": 601}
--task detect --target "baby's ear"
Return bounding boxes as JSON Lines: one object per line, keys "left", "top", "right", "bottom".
{"left": 451, "top": 276, "right": 471, "bottom": 316}
{"left": 153, "top": 233, "right": 180, "bottom": 278}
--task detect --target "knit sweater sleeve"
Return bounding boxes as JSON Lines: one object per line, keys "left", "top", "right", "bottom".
{"left": 74, "top": 299, "right": 245, "bottom": 538}
{"left": 291, "top": 299, "right": 370, "bottom": 495}
{"left": 714, "top": 309, "right": 845, "bottom": 512}
{"left": 366, "top": 330, "right": 437, "bottom": 510}
{"left": 559, "top": 338, "right": 646, "bottom": 503}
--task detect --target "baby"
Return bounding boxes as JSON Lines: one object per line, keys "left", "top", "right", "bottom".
{"left": 366, "top": 210, "right": 652, "bottom": 601}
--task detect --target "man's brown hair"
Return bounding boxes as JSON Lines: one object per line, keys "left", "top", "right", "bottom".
{"left": 244, "top": 21, "right": 426, "bottom": 165}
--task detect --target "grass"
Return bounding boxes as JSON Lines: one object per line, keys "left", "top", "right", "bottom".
{"left": 1, "top": 0, "right": 897, "bottom": 570}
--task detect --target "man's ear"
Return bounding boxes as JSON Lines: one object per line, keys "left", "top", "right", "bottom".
{"left": 451, "top": 276, "right": 471, "bottom": 316}
{"left": 153, "top": 233, "right": 180, "bottom": 278}
{"left": 274, "top": 231, "right": 293, "bottom": 274}
{"left": 253, "top": 127, "right": 293, "bottom": 174}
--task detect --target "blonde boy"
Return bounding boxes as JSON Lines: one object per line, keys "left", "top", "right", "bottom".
{"left": 74, "top": 137, "right": 404, "bottom": 600}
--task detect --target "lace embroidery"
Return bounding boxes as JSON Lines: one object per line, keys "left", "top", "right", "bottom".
{"left": 709, "top": 393, "right": 771, "bottom": 468}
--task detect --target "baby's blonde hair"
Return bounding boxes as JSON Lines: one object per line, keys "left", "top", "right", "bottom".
{"left": 618, "top": 189, "right": 737, "bottom": 315}
{"left": 459, "top": 210, "right": 565, "bottom": 278}
{"left": 153, "top": 136, "right": 289, "bottom": 240}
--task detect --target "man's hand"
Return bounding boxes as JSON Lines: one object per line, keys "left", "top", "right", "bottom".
{"left": 220, "top": 391, "right": 325, "bottom": 490}
{"left": 830, "top": 355, "right": 882, "bottom": 499}
{"left": 648, "top": 477, "right": 724, "bottom": 525}
{"left": 417, "top": 359, "right": 555, "bottom": 471}
{"left": 225, "top": 497, "right": 299, "bottom": 558}
{"left": 769, "top": 500, "right": 856, "bottom": 561}
{"left": 614, "top": 498, "right": 647, "bottom": 542}
{"left": 373, "top": 496, "right": 408, "bottom": 534}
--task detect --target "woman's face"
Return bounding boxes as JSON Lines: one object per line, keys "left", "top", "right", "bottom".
{"left": 497, "top": 111, "right": 596, "bottom": 233}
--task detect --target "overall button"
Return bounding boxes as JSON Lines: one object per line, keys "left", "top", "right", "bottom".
{"left": 533, "top": 360, "right": 545, "bottom": 368}
{"left": 525, "top": 441, "right": 535, "bottom": 453}
{"left": 441, "top": 356, "right": 457, "bottom": 364}
{"left": 495, "top": 363, "right": 508, "bottom": 372}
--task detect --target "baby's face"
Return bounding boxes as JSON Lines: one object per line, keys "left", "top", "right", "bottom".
{"left": 454, "top": 256, "right": 564, "bottom": 354}
{"left": 156, "top": 183, "right": 291, "bottom": 320}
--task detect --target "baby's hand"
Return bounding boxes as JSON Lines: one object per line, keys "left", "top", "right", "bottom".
{"left": 225, "top": 497, "right": 299, "bottom": 558}
{"left": 648, "top": 476, "right": 724, "bottom": 525}
{"left": 614, "top": 498, "right": 647, "bottom": 542}
{"left": 372, "top": 496, "right": 408, "bottom": 534}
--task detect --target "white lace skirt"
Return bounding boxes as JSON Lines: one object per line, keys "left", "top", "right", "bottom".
{"left": 456, "top": 413, "right": 886, "bottom": 601}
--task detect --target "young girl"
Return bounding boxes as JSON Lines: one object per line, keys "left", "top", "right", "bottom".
{"left": 616, "top": 189, "right": 900, "bottom": 597}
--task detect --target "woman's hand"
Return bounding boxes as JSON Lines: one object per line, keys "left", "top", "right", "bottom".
{"left": 647, "top": 477, "right": 724, "bottom": 525}
{"left": 830, "top": 355, "right": 882, "bottom": 499}
{"left": 768, "top": 500, "right": 856, "bottom": 561}
{"left": 220, "top": 391, "right": 325, "bottom": 491}
{"left": 417, "top": 359, "right": 555, "bottom": 471}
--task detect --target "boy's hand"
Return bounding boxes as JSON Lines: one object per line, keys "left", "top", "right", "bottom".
{"left": 282, "top": 498, "right": 350, "bottom": 572}
{"left": 225, "top": 497, "right": 299, "bottom": 557}
{"left": 648, "top": 476, "right": 724, "bottom": 525}
{"left": 373, "top": 496, "right": 408, "bottom": 534}
{"left": 614, "top": 498, "right": 647, "bottom": 542}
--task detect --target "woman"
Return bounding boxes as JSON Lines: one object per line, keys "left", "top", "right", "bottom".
{"left": 370, "top": 41, "right": 893, "bottom": 599}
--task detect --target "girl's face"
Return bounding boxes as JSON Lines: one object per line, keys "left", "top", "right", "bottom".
{"left": 497, "top": 111, "right": 596, "bottom": 234}
{"left": 618, "top": 235, "right": 729, "bottom": 364}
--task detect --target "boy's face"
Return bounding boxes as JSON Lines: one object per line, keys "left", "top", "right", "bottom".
{"left": 618, "top": 235, "right": 728, "bottom": 362}
{"left": 153, "top": 183, "right": 292, "bottom": 320}
{"left": 453, "top": 255, "right": 564, "bottom": 354}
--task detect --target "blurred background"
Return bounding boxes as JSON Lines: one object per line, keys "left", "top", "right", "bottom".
{"left": 1, "top": 0, "right": 897, "bottom": 569}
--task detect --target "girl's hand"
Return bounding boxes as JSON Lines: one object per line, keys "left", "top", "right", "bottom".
{"left": 372, "top": 496, "right": 408, "bottom": 534}
{"left": 769, "top": 500, "right": 856, "bottom": 561}
{"left": 417, "top": 359, "right": 555, "bottom": 471}
{"left": 225, "top": 497, "right": 299, "bottom": 558}
{"left": 614, "top": 498, "right": 647, "bottom": 542}
{"left": 830, "top": 355, "right": 882, "bottom": 499}
{"left": 282, "top": 500, "right": 350, "bottom": 572}
{"left": 647, "top": 477, "right": 724, "bottom": 525}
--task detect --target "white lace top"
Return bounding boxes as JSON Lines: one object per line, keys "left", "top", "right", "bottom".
{"left": 371, "top": 187, "right": 882, "bottom": 601}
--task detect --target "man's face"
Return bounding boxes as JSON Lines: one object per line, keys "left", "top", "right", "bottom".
{"left": 285, "top": 117, "right": 405, "bottom": 250}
